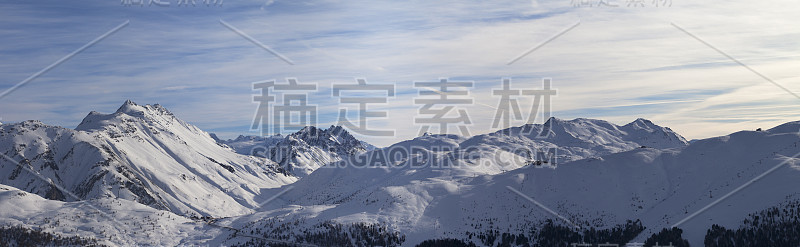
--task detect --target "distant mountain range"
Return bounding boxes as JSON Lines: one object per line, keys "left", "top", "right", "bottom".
{"left": 217, "top": 125, "right": 377, "bottom": 177}
{"left": 0, "top": 100, "right": 798, "bottom": 246}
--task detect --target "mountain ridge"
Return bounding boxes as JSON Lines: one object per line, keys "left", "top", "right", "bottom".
{"left": 244, "top": 119, "right": 800, "bottom": 246}
{"left": 4, "top": 100, "right": 797, "bottom": 246}
{"left": 0, "top": 100, "right": 295, "bottom": 217}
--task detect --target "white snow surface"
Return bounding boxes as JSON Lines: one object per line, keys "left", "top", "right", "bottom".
{"left": 0, "top": 183, "right": 218, "bottom": 246}
{"left": 2, "top": 101, "right": 799, "bottom": 246}
{"left": 0, "top": 100, "right": 295, "bottom": 218}
{"left": 242, "top": 121, "right": 800, "bottom": 246}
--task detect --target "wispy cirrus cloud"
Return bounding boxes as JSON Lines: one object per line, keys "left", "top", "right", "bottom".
{"left": 0, "top": 0, "right": 797, "bottom": 146}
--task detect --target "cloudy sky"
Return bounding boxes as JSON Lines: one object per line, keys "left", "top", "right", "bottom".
{"left": 0, "top": 0, "right": 798, "bottom": 146}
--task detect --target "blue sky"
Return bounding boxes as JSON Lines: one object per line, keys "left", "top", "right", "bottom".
{"left": 0, "top": 0, "right": 798, "bottom": 147}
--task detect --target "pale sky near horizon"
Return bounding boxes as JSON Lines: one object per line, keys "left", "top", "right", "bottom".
{"left": 0, "top": 0, "right": 798, "bottom": 147}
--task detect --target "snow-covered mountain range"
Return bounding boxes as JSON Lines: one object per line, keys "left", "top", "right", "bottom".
{"left": 263, "top": 125, "right": 372, "bottom": 177}
{"left": 215, "top": 134, "right": 286, "bottom": 157}
{"left": 0, "top": 100, "right": 798, "bottom": 246}
{"left": 217, "top": 125, "right": 375, "bottom": 177}
{"left": 0, "top": 100, "right": 294, "bottom": 218}
{"left": 225, "top": 120, "right": 799, "bottom": 246}
{"left": 460, "top": 117, "right": 688, "bottom": 164}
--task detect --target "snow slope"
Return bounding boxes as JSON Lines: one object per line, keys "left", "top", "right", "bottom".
{"left": 443, "top": 121, "right": 800, "bottom": 245}
{"left": 0, "top": 183, "right": 220, "bottom": 246}
{"left": 0, "top": 100, "right": 295, "bottom": 217}
{"left": 238, "top": 120, "right": 799, "bottom": 246}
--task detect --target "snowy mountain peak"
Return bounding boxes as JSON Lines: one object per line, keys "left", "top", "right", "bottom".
{"left": 1, "top": 101, "right": 295, "bottom": 217}
{"left": 231, "top": 134, "right": 282, "bottom": 143}
{"left": 266, "top": 125, "right": 368, "bottom": 177}
{"left": 328, "top": 125, "right": 345, "bottom": 133}
{"left": 116, "top": 99, "right": 145, "bottom": 114}
{"left": 76, "top": 101, "right": 179, "bottom": 133}
{"left": 458, "top": 117, "right": 688, "bottom": 163}
{"left": 20, "top": 119, "right": 45, "bottom": 126}
{"left": 286, "top": 125, "right": 363, "bottom": 152}
{"left": 114, "top": 100, "right": 172, "bottom": 117}
{"left": 624, "top": 118, "right": 658, "bottom": 130}
{"left": 765, "top": 121, "right": 800, "bottom": 134}
{"left": 542, "top": 116, "right": 564, "bottom": 127}
{"left": 389, "top": 133, "right": 466, "bottom": 151}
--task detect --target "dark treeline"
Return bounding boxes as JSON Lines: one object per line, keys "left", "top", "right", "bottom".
{"left": 0, "top": 225, "right": 101, "bottom": 247}
{"left": 705, "top": 200, "right": 800, "bottom": 247}
{"left": 416, "top": 238, "right": 478, "bottom": 247}
{"left": 425, "top": 219, "right": 645, "bottom": 247}
{"left": 643, "top": 227, "right": 690, "bottom": 247}
{"left": 232, "top": 221, "right": 404, "bottom": 247}
{"left": 531, "top": 219, "right": 645, "bottom": 247}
